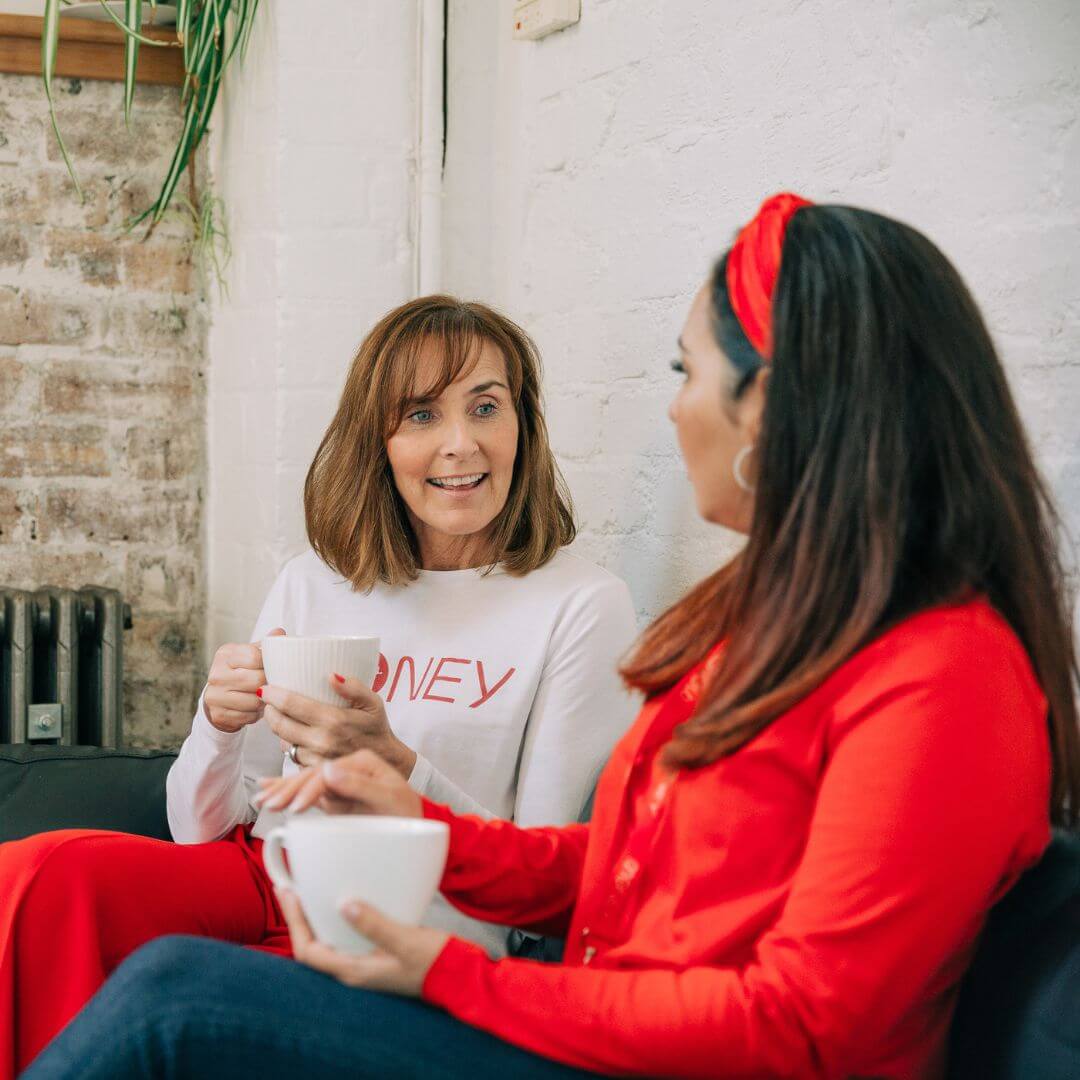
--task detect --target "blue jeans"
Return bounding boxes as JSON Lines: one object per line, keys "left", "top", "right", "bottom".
{"left": 24, "top": 936, "right": 601, "bottom": 1080}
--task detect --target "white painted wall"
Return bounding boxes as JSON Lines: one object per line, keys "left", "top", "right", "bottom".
{"left": 207, "top": 0, "right": 1080, "bottom": 653}
{"left": 206, "top": 1, "right": 417, "bottom": 653}
{"left": 443, "top": 0, "right": 1080, "bottom": 623}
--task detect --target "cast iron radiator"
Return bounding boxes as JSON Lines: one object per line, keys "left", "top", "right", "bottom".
{"left": 0, "top": 587, "right": 132, "bottom": 747}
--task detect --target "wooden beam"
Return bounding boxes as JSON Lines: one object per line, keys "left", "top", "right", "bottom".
{"left": 0, "top": 13, "right": 184, "bottom": 87}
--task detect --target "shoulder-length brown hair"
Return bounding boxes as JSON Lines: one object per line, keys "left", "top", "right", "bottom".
{"left": 622, "top": 205, "right": 1080, "bottom": 829}
{"left": 305, "top": 295, "right": 575, "bottom": 591}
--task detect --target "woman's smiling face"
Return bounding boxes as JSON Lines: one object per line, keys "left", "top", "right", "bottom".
{"left": 386, "top": 338, "right": 519, "bottom": 570}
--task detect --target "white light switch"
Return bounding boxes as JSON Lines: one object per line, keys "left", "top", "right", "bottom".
{"left": 513, "top": 0, "right": 581, "bottom": 41}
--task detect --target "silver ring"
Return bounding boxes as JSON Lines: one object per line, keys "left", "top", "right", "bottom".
{"left": 287, "top": 743, "right": 300, "bottom": 765}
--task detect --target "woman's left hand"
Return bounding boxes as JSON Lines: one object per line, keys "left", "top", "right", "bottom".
{"left": 260, "top": 675, "right": 417, "bottom": 776}
{"left": 277, "top": 888, "right": 449, "bottom": 997}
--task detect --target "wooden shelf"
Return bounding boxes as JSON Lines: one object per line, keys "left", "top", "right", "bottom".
{"left": 0, "top": 13, "right": 184, "bottom": 86}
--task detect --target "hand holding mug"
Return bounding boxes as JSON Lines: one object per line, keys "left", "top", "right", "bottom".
{"left": 277, "top": 888, "right": 449, "bottom": 997}
{"left": 204, "top": 627, "right": 286, "bottom": 734}
{"left": 260, "top": 675, "right": 418, "bottom": 776}
{"left": 261, "top": 801, "right": 449, "bottom": 993}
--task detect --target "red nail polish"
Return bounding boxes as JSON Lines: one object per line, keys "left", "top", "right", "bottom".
{"left": 333, "top": 673, "right": 345, "bottom": 683}
{"left": 255, "top": 687, "right": 263, "bottom": 698}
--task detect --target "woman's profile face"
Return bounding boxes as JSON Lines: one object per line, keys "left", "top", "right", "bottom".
{"left": 386, "top": 338, "right": 519, "bottom": 569}
{"left": 669, "top": 284, "right": 767, "bottom": 533}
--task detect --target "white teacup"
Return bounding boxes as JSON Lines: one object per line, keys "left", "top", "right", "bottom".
{"left": 260, "top": 634, "right": 380, "bottom": 704}
{"left": 262, "top": 816, "right": 450, "bottom": 954}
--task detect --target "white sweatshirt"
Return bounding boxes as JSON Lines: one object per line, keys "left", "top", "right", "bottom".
{"left": 166, "top": 548, "right": 639, "bottom": 957}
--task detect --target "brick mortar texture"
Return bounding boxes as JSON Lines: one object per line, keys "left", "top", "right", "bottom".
{"left": 0, "top": 74, "right": 206, "bottom": 748}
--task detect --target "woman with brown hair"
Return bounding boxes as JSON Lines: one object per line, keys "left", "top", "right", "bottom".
{"left": 26, "top": 193, "right": 1080, "bottom": 1080}
{"left": 0, "top": 297, "right": 637, "bottom": 1079}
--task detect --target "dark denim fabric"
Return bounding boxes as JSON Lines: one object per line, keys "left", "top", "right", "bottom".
{"left": 24, "top": 936, "right": 602, "bottom": 1080}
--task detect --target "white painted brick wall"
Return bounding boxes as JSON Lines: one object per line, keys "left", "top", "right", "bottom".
{"left": 444, "top": 0, "right": 1080, "bottom": 624}
{"left": 206, "top": 1, "right": 417, "bottom": 657}
{"left": 206, "top": 0, "right": 1079, "bottom": 654}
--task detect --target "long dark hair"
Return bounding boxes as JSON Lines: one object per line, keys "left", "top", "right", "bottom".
{"left": 622, "top": 205, "right": 1080, "bottom": 828}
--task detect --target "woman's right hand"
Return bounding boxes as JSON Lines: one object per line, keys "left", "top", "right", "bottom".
{"left": 254, "top": 748, "right": 423, "bottom": 819}
{"left": 204, "top": 627, "right": 286, "bottom": 733}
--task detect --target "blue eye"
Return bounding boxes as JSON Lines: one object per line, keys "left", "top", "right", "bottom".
{"left": 475, "top": 401, "right": 497, "bottom": 417}
{"left": 409, "top": 409, "right": 435, "bottom": 424}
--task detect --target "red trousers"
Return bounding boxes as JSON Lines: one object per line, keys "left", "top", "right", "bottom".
{"left": 0, "top": 826, "right": 289, "bottom": 1078}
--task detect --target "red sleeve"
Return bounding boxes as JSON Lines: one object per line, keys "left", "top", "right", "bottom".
{"left": 422, "top": 648, "right": 1051, "bottom": 1078}
{"left": 422, "top": 798, "right": 590, "bottom": 937}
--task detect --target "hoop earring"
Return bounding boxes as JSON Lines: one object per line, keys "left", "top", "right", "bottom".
{"left": 733, "top": 444, "right": 756, "bottom": 494}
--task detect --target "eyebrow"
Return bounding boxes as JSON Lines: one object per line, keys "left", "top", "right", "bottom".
{"left": 405, "top": 380, "right": 508, "bottom": 406}
{"left": 677, "top": 336, "right": 687, "bottom": 352}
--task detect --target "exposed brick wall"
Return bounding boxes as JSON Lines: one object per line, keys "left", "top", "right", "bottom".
{"left": 0, "top": 73, "right": 206, "bottom": 748}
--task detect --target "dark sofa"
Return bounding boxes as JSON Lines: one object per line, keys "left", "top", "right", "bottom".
{"left": 0, "top": 745, "right": 176, "bottom": 843}
{"left": 1, "top": 745, "right": 1077, "bottom": 1078}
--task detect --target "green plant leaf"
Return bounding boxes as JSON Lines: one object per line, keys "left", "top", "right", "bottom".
{"left": 41, "top": 0, "right": 83, "bottom": 199}
{"left": 181, "top": 0, "right": 217, "bottom": 104}
{"left": 176, "top": 0, "right": 193, "bottom": 68}
{"left": 95, "top": 0, "right": 179, "bottom": 47}
{"left": 239, "top": 0, "right": 260, "bottom": 62}
{"left": 123, "top": 0, "right": 142, "bottom": 128}
{"left": 224, "top": 0, "right": 248, "bottom": 66}
{"left": 44, "top": 0, "right": 259, "bottom": 266}
{"left": 145, "top": 16, "right": 221, "bottom": 225}
{"left": 126, "top": 0, "right": 260, "bottom": 242}
{"left": 137, "top": 101, "right": 197, "bottom": 225}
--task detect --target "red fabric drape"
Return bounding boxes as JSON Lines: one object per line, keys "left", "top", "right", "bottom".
{"left": 0, "top": 826, "right": 289, "bottom": 1078}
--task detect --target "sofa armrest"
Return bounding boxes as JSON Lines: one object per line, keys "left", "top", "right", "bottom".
{"left": 0, "top": 745, "right": 177, "bottom": 843}
{"left": 948, "top": 830, "right": 1080, "bottom": 1079}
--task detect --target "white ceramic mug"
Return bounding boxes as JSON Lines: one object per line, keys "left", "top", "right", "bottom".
{"left": 262, "top": 815, "right": 450, "bottom": 954}
{"left": 260, "top": 634, "right": 380, "bottom": 704}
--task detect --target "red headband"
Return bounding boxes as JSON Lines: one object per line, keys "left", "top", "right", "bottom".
{"left": 725, "top": 191, "right": 813, "bottom": 359}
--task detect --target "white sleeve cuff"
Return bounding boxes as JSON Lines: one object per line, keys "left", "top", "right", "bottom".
{"left": 194, "top": 692, "right": 247, "bottom": 751}
{"left": 407, "top": 751, "right": 437, "bottom": 796}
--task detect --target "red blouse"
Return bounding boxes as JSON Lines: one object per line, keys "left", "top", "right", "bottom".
{"left": 420, "top": 599, "right": 1051, "bottom": 1078}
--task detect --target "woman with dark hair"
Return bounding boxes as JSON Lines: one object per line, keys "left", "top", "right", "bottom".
{"left": 0, "top": 297, "right": 637, "bottom": 1079}
{"left": 26, "top": 194, "right": 1080, "bottom": 1079}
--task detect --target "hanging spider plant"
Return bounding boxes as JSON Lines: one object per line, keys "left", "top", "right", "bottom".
{"left": 41, "top": 0, "right": 260, "bottom": 229}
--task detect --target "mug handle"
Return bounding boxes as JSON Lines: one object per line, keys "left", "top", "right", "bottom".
{"left": 261, "top": 827, "right": 295, "bottom": 891}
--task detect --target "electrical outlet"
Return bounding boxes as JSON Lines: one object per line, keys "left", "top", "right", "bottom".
{"left": 513, "top": 0, "right": 581, "bottom": 41}
{"left": 28, "top": 703, "right": 62, "bottom": 741}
